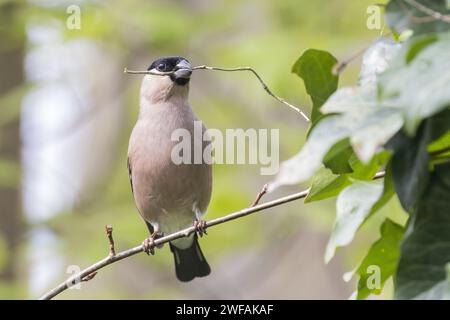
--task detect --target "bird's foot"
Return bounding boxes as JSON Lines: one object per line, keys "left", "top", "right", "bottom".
{"left": 193, "top": 219, "right": 208, "bottom": 237}
{"left": 142, "top": 232, "right": 162, "bottom": 255}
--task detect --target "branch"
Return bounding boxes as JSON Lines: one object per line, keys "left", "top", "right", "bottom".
{"left": 403, "top": 0, "right": 450, "bottom": 23}
{"left": 39, "top": 188, "right": 310, "bottom": 300}
{"left": 333, "top": 31, "right": 393, "bottom": 76}
{"left": 105, "top": 225, "right": 115, "bottom": 257}
{"left": 124, "top": 66, "right": 310, "bottom": 122}
{"left": 39, "top": 170, "right": 387, "bottom": 300}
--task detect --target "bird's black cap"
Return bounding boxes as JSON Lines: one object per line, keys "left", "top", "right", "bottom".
{"left": 148, "top": 56, "right": 191, "bottom": 85}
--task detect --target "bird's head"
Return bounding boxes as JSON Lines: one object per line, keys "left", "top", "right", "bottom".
{"left": 140, "top": 56, "right": 192, "bottom": 104}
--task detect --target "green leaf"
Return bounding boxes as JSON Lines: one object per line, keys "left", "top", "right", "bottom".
{"left": 411, "top": 262, "right": 450, "bottom": 299}
{"left": 358, "top": 38, "right": 401, "bottom": 86}
{"left": 320, "top": 85, "right": 378, "bottom": 114}
{"left": 356, "top": 219, "right": 405, "bottom": 300}
{"left": 304, "top": 168, "right": 351, "bottom": 203}
{"left": 405, "top": 35, "right": 437, "bottom": 63}
{"left": 325, "top": 164, "right": 394, "bottom": 264}
{"left": 385, "top": 0, "right": 450, "bottom": 36}
{"left": 292, "top": 49, "right": 338, "bottom": 122}
{"left": 268, "top": 114, "right": 351, "bottom": 191}
{"left": 395, "top": 163, "right": 450, "bottom": 299}
{"left": 269, "top": 102, "right": 402, "bottom": 191}
{"left": 370, "top": 162, "right": 395, "bottom": 216}
{"left": 390, "top": 129, "right": 430, "bottom": 213}
{"left": 321, "top": 85, "right": 404, "bottom": 163}
{"left": 429, "top": 131, "right": 450, "bottom": 154}
{"left": 389, "top": 109, "right": 450, "bottom": 212}
{"left": 379, "top": 32, "right": 450, "bottom": 135}
{"left": 325, "top": 180, "right": 385, "bottom": 263}
{"left": 349, "top": 151, "right": 391, "bottom": 181}
{"left": 268, "top": 43, "right": 403, "bottom": 192}
{"left": 323, "top": 138, "right": 354, "bottom": 174}
{"left": 427, "top": 108, "right": 450, "bottom": 155}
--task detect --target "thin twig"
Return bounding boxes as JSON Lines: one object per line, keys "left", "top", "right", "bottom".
{"left": 192, "top": 66, "right": 310, "bottom": 122}
{"left": 333, "top": 31, "right": 393, "bottom": 76}
{"left": 39, "top": 188, "right": 310, "bottom": 300}
{"left": 124, "top": 66, "right": 311, "bottom": 122}
{"left": 333, "top": 47, "right": 368, "bottom": 76}
{"left": 105, "top": 225, "right": 115, "bottom": 257}
{"left": 399, "top": 0, "right": 441, "bottom": 24}
{"left": 251, "top": 184, "right": 268, "bottom": 207}
{"left": 403, "top": 0, "right": 450, "bottom": 23}
{"left": 38, "top": 171, "right": 386, "bottom": 300}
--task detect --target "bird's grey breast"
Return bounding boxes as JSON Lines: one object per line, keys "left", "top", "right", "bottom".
{"left": 128, "top": 102, "right": 212, "bottom": 231}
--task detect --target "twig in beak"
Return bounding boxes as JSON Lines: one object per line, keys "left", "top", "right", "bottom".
{"left": 124, "top": 65, "right": 310, "bottom": 122}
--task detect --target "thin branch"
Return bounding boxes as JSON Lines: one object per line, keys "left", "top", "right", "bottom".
{"left": 251, "top": 184, "right": 268, "bottom": 207}
{"left": 105, "top": 225, "right": 116, "bottom": 257}
{"left": 399, "top": 0, "right": 441, "bottom": 24}
{"left": 403, "top": 0, "right": 450, "bottom": 23}
{"left": 39, "top": 188, "right": 310, "bottom": 300}
{"left": 192, "top": 66, "right": 310, "bottom": 122}
{"left": 39, "top": 171, "right": 386, "bottom": 300}
{"left": 332, "top": 47, "right": 368, "bottom": 76}
{"left": 124, "top": 66, "right": 311, "bottom": 122}
{"left": 333, "top": 31, "right": 393, "bottom": 76}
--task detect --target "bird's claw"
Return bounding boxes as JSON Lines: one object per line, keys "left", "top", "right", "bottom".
{"left": 142, "top": 237, "right": 156, "bottom": 255}
{"left": 193, "top": 219, "right": 208, "bottom": 237}
{"left": 142, "top": 232, "right": 164, "bottom": 255}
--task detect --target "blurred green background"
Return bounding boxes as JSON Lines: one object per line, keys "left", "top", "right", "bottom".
{"left": 0, "top": 0, "right": 404, "bottom": 299}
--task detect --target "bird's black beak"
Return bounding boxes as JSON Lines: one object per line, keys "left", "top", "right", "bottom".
{"left": 173, "top": 60, "right": 192, "bottom": 80}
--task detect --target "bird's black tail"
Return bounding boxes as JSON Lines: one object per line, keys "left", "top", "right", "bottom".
{"left": 169, "top": 234, "right": 210, "bottom": 282}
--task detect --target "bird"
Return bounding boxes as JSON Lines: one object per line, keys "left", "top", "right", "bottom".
{"left": 127, "top": 56, "right": 212, "bottom": 282}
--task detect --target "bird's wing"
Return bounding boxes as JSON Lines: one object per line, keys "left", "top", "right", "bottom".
{"left": 127, "top": 156, "right": 134, "bottom": 194}
{"left": 128, "top": 156, "right": 154, "bottom": 234}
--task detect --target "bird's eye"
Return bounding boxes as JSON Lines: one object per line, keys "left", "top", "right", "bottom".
{"left": 157, "top": 63, "right": 167, "bottom": 72}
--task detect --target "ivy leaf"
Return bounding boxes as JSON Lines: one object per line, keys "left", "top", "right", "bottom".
{"left": 411, "top": 263, "right": 450, "bottom": 299}
{"left": 325, "top": 164, "right": 395, "bottom": 263}
{"left": 292, "top": 49, "right": 338, "bottom": 122}
{"left": 390, "top": 129, "right": 430, "bottom": 213}
{"left": 370, "top": 162, "right": 395, "bottom": 216}
{"left": 404, "top": 34, "right": 437, "bottom": 63}
{"left": 429, "top": 131, "right": 450, "bottom": 154}
{"left": 356, "top": 219, "right": 405, "bottom": 300}
{"left": 268, "top": 42, "right": 402, "bottom": 192}
{"left": 385, "top": 0, "right": 450, "bottom": 36}
{"left": 325, "top": 180, "right": 385, "bottom": 263}
{"left": 427, "top": 109, "right": 450, "bottom": 154}
{"left": 304, "top": 168, "right": 351, "bottom": 203}
{"left": 379, "top": 32, "right": 450, "bottom": 135}
{"left": 395, "top": 163, "right": 450, "bottom": 299}
{"left": 268, "top": 102, "right": 402, "bottom": 191}
{"left": 389, "top": 109, "right": 450, "bottom": 212}
{"left": 359, "top": 38, "right": 402, "bottom": 86}
{"left": 267, "top": 114, "right": 350, "bottom": 191}
{"left": 323, "top": 138, "right": 354, "bottom": 174}
{"left": 349, "top": 150, "right": 391, "bottom": 181}
{"left": 320, "top": 84, "right": 377, "bottom": 114}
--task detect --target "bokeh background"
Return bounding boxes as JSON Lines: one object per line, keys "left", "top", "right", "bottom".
{"left": 0, "top": 0, "right": 404, "bottom": 299}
